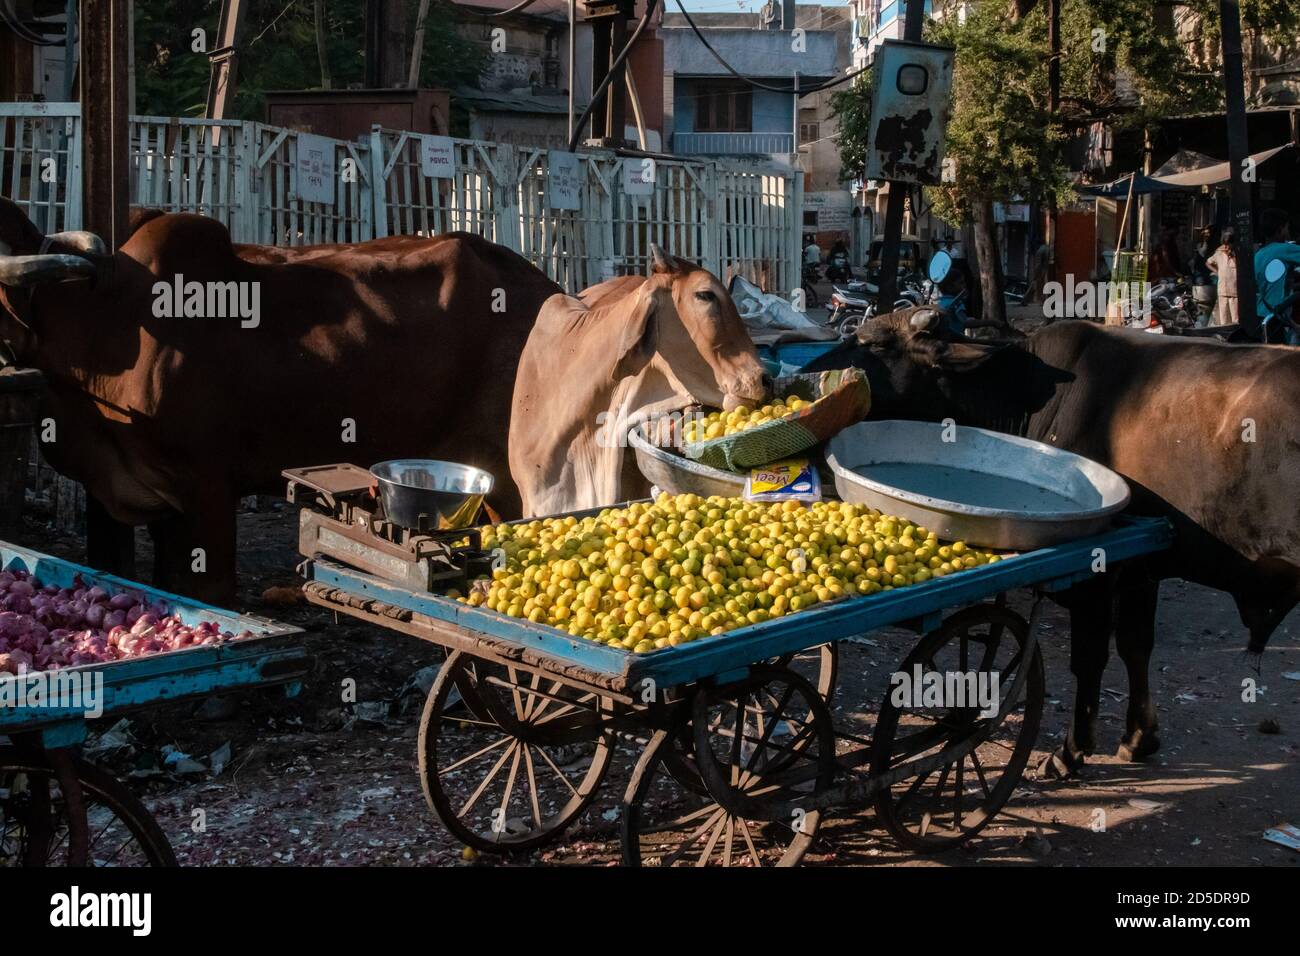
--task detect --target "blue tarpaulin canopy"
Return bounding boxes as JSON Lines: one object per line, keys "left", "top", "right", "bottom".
{"left": 1075, "top": 173, "right": 1186, "bottom": 198}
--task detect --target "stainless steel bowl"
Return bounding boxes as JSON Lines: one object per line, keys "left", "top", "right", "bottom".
{"left": 370, "top": 459, "right": 494, "bottom": 531}
{"left": 826, "top": 421, "right": 1130, "bottom": 550}
{"left": 627, "top": 427, "right": 747, "bottom": 497}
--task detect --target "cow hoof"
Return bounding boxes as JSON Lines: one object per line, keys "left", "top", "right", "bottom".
{"left": 1116, "top": 733, "right": 1160, "bottom": 762}
{"left": 1036, "top": 747, "right": 1084, "bottom": 781}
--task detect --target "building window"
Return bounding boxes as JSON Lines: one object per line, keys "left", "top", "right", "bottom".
{"left": 696, "top": 82, "right": 753, "bottom": 132}
{"left": 800, "top": 122, "right": 820, "bottom": 143}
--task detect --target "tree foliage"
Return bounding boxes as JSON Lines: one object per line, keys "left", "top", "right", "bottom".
{"left": 134, "top": 0, "right": 486, "bottom": 122}
{"left": 925, "top": 1, "right": 1068, "bottom": 225}
{"left": 829, "top": 0, "right": 1300, "bottom": 221}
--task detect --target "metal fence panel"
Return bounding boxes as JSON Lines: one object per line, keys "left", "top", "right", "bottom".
{"left": 0, "top": 104, "right": 798, "bottom": 294}
{"left": 129, "top": 116, "right": 247, "bottom": 236}
{"left": 0, "top": 102, "right": 82, "bottom": 234}
{"left": 249, "top": 123, "right": 373, "bottom": 246}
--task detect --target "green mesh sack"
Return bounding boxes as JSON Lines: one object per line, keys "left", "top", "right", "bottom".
{"left": 682, "top": 368, "right": 872, "bottom": 471}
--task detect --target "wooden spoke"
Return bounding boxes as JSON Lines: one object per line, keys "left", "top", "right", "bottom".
{"left": 420, "top": 653, "right": 612, "bottom": 854}
{"left": 869, "top": 605, "right": 1044, "bottom": 853}
{"left": 459, "top": 741, "right": 517, "bottom": 818}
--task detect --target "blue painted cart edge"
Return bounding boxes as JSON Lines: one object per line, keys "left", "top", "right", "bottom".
{"left": 303, "top": 516, "right": 1172, "bottom": 688}
{"left": 0, "top": 539, "right": 308, "bottom": 741}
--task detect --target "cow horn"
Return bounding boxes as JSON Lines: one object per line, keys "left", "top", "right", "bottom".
{"left": 0, "top": 253, "right": 97, "bottom": 287}
{"left": 649, "top": 244, "right": 675, "bottom": 275}
{"left": 910, "top": 308, "right": 941, "bottom": 332}
{"left": 43, "top": 230, "right": 108, "bottom": 256}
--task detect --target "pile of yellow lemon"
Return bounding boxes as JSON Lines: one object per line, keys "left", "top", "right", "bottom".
{"left": 682, "top": 395, "right": 811, "bottom": 443}
{"left": 449, "top": 494, "right": 1001, "bottom": 654}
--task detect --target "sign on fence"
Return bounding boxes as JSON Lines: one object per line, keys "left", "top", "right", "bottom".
{"left": 420, "top": 135, "right": 456, "bottom": 179}
{"left": 622, "top": 157, "right": 655, "bottom": 197}
{"left": 548, "top": 152, "right": 582, "bottom": 211}
{"left": 296, "top": 133, "right": 336, "bottom": 204}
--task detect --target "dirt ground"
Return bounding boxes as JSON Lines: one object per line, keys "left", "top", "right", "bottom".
{"left": 20, "top": 501, "right": 1298, "bottom": 869}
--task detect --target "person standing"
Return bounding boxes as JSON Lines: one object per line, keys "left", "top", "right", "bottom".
{"left": 1206, "top": 228, "right": 1238, "bottom": 327}
{"left": 804, "top": 235, "right": 822, "bottom": 267}
{"left": 1025, "top": 235, "right": 1049, "bottom": 305}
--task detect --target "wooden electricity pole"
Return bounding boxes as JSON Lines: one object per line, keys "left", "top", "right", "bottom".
{"left": 79, "top": 0, "right": 129, "bottom": 249}
{"left": 79, "top": 0, "right": 136, "bottom": 574}
{"left": 1046, "top": 0, "right": 1058, "bottom": 282}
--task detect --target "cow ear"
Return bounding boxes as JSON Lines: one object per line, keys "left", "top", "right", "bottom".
{"left": 934, "top": 340, "right": 1005, "bottom": 373}
{"left": 649, "top": 244, "right": 683, "bottom": 276}
{"left": 614, "top": 287, "right": 660, "bottom": 379}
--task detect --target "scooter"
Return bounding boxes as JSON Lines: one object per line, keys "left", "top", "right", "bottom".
{"left": 825, "top": 250, "right": 852, "bottom": 284}
{"left": 829, "top": 282, "right": 919, "bottom": 337}
{"left": 1259, "top": 257, "right": 1300, "bottom": 345}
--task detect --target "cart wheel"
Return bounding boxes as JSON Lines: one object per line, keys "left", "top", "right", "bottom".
{"left": 418, "top": 651, "right": 613, "bottom": 854}
{"left": 661, "top": 643, "right": 837, "bottom": 795}
{"left": 0, "top": 747, "right": 176, "bottom": 867}
{"left": 621, "top": 728, "right": 819, "bottom": 867}
{"left": 869, "top": 604, "right": 1044, "bottom": 852}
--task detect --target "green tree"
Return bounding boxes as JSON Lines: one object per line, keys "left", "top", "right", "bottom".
{"left": 134, "top": 0, "right": 486, "bottom": 128}
{"left": 830, "top": 0, "right": 1299, "bottom": 326}
{"left": 926, "top": 2, "right": 1068, "bottom": 327}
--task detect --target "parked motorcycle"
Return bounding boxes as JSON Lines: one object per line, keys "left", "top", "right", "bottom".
{"left": 825, "top": 250, "right": 852, "bottom": 284}
{"left": 1148, "top": 276, "right": 1194, "bottom": 329}
{"left": 829, "top": 281, "right": 917, "bottom": 338}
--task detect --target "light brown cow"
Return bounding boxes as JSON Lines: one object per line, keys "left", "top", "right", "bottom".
{"left": 509, "top": 247, "right": 770, "bottom": 516}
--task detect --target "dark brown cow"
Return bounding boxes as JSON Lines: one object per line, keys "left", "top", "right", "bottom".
{"left": 0, "top": 197, "right": 562, "bottom": 603}
{"left": 807, "top": 309, "right": 1300, "bottom": 772}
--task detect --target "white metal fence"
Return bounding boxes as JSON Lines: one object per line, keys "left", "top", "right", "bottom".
{"left": 1, "top": 102, "right": 800, "bottom": 295}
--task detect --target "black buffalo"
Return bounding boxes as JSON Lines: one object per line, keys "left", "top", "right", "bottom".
{"left": 808, "top": 308, "right": 1300, "bottom": 773}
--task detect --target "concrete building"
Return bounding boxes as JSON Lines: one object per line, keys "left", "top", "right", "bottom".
{"left": 660, "top": 4, "right": 853, "bottom": 244}
{"left": 452, "top": 0, "right": 665, "bottom": 150}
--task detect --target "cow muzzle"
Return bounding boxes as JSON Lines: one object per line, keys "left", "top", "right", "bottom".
{"left": 721, "top": 371, "right": 772, "bottom": 411}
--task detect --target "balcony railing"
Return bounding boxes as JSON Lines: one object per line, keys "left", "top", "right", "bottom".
{"left": 673, "top": 131, "right": 796, "bottom": 155}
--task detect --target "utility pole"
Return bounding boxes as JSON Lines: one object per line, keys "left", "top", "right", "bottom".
{"left": 1046, "top": 0, "right": 1058, "bottom": 283}
{"left": 79, "top": 0, "right": 136, "bottom": 577}
{"left": 792, "top": 71, "right": 800, "bottom": 169}
{"left": 568, "top": 0, "right": 577, "bottom": 143}
{"left": 1221, "top": 0, "right": 1259, "bottom": 338}
{"left": 876, "top": 0, "right": 925, "bottom": 308}
{"left": 204, "top": 0, "right": 246, "bottom": 140}
{"left": 80, "top": 0, "right": 129, "bottom": 249}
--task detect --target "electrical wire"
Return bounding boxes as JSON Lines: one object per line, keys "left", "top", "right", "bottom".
{"left": 567, "top": 0, "right": 660, "bottom": 151}
{"left": 0, "top": 0, "right": 65, "bottom": 46}
{"left": 479, "top": 0, "right": 560, "bottom": 17}
{"left": 671, "top": 0, "right": 871, "bottom": 96}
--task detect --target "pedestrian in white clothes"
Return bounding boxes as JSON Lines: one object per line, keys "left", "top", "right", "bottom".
{"left": 1206, "top": 228, "right": 1238, "bottom": 326}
